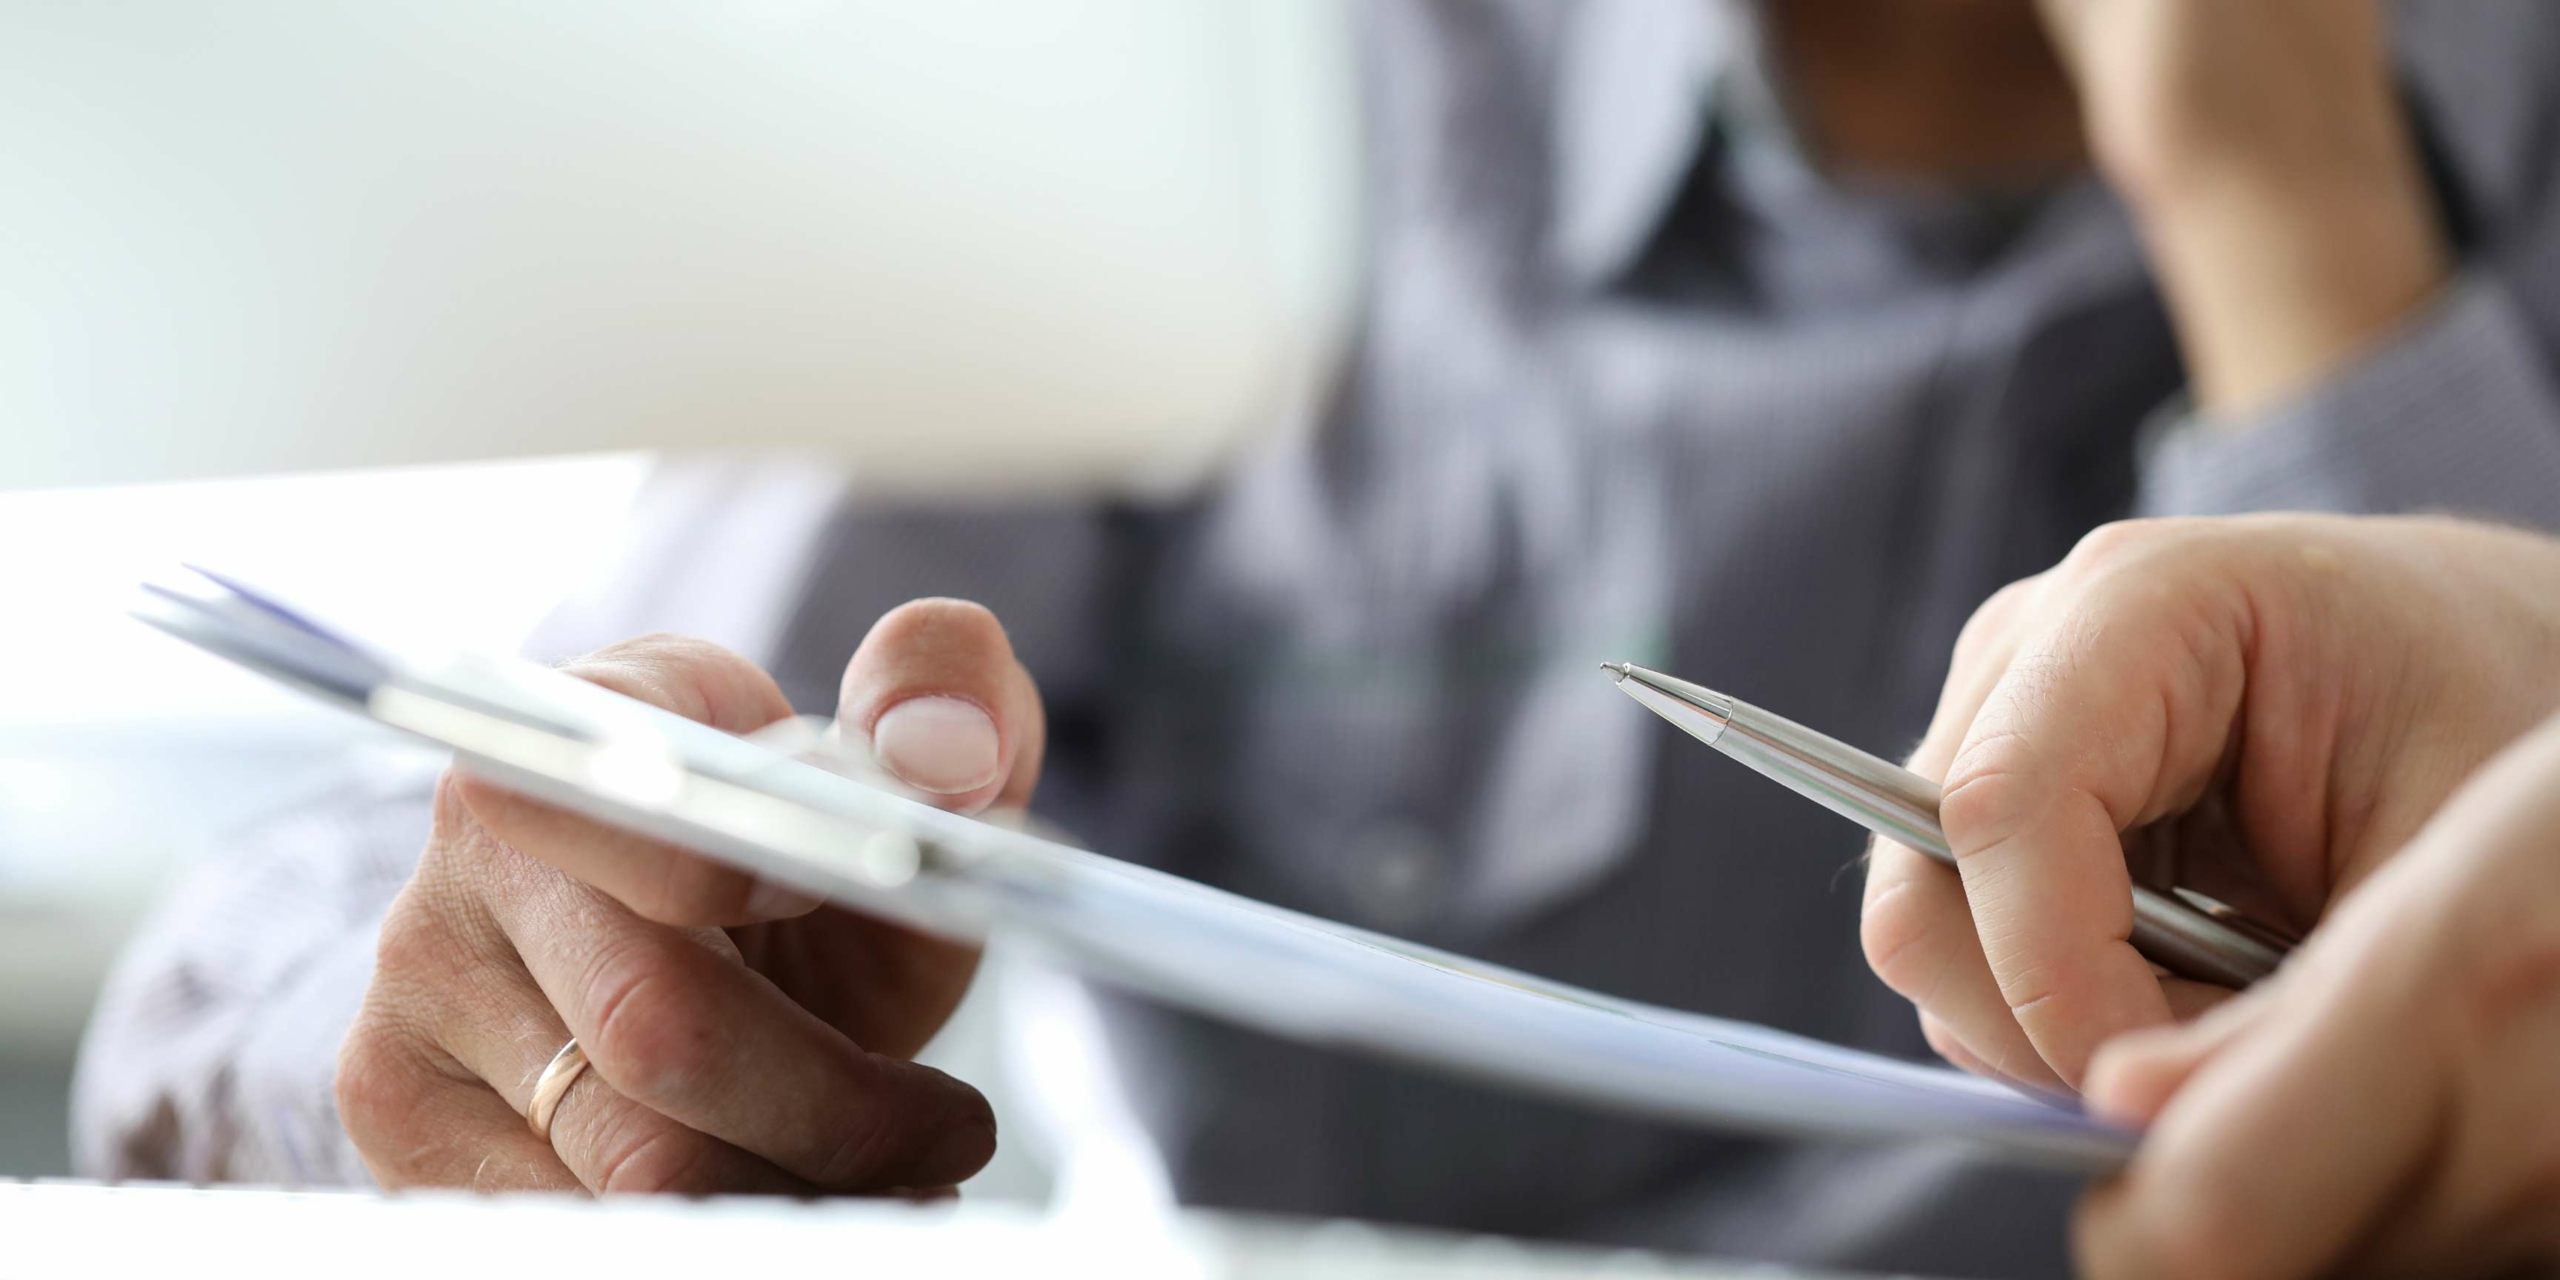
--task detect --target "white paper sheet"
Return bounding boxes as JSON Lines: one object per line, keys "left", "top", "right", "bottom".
{"left": 134, "top": 569, "right": 2133, "bottom": 1173}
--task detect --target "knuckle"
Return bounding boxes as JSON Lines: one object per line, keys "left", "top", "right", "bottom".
{"left": 2061, "top": 518, "right": 2164, "bottom": 573}
{"left": 1936, "top": 748, "right": 2039, "bottom": 853}
{"left": 345, "top": 846, "right": 506, "bottom": 1178}
{"left": 334, "top": 1015, "right": 436, "bottom": 1168}
{"left": 591, "top": 1121, "right": 723, "bottom": 1196}
{"left": 426, "top": 771, "right": 520, "bottom": 886}
{"left": 332, "top": 1021, "right": 402, "bottom": 1144}
{"left": 2060, "top": 518, "right": 2233, "bottom": 595}
{"left": 372, "top": 868, "right": 494, "bottom": 998}
{"left": 1953, "top": 578, "right": 2037, "bottom": 664}
{"left": 371, "top": 898, "right": 446, "bottom": 984}
{"left": 580, "top": 945, "right": 712, "bottom": 1105}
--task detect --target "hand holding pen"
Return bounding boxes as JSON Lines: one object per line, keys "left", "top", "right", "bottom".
{"left": 1619, "top": 516, "right": 2560, "bottom": 1094}
{"left": 1863, "top": 516, "right": 2560, "bottom": 1090}
{"left": 1603, "top": 664, "right": 2293, "bottom": 993}
{"left": 1864, "top": 516, "right": 2560, "bottom": 1280}
{"left": 1618, "top": 514, "right": 2560, "bottom": 1275}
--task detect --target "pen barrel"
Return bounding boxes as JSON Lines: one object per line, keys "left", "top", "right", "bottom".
{"left": 1712, "top": 704, "right": 1951, "bottom": 859}
{"left": 1715, "top": 698, "right": 2284, "bottom": 988}
{"left": 2129, "top": 888, "right": 2285, "bottom": 987}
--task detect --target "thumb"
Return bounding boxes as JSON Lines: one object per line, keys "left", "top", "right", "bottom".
{"left": 838, "top": 598, "right": 1045, "bottom": 817}
{"left": 2082, "top": 982, "right": 2279, "bottom": 1127}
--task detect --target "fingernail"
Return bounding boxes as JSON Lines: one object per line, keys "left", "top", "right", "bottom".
{"left": 743, "top": 877, "right": 825, "bottom": 921}
{"left": 871, "top": 696, "right": 1000, "bottom": 795}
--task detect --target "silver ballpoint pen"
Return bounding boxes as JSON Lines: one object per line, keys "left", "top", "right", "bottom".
{"left": 1603, "top": 662, "right": 2289, "bottom": 988}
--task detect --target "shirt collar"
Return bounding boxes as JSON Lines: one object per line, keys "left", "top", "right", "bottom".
{"left": 1548, "top": 0, "right": 1765, "bottom": 288}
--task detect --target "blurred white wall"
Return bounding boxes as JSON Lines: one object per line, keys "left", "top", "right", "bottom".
{"left": 1, "top": 1, "right": 1359, "bottom": 492}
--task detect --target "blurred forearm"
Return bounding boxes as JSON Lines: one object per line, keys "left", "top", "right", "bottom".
{"left": 2041, "top": 0, "right": 2453, "bottom": 417}
{"left": 70, "top": 758, "right": 434, "bottom": 1185}
{"left": 2135, "top": 163, "right": 2448, "bottom": 419}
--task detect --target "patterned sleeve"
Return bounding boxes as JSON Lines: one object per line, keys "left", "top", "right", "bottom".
{"left": 2137, "top": 274, "right": 2560, "bottom": 529}
{"left": 68, "top": 753, "right": 440, "bottom": 1185}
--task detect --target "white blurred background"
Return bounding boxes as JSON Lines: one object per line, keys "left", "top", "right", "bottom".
{"left": 0, "top": 458, "right": 648, "bottom": 1175}
{"left": 0, "top": 0, "right": 1358, "bottom": 1186}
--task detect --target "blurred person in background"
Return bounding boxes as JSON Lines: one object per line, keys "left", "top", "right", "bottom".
{"left": 72, "top": 1, "right": 2560, "bottom": 1276}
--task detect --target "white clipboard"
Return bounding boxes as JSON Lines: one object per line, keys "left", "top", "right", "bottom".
{"left": 136, "top": 567, "right": 2133, "bottom": 1174}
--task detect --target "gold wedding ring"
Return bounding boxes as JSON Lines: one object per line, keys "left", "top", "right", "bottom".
{"left": 527, "top": 1039, "right": 591, "bottom": 1143}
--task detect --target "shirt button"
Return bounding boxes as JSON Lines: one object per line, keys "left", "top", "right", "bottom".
{"left": 1345, "top": 819, "right": 1446, "bottom": 929}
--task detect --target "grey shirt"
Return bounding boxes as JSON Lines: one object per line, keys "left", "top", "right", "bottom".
{"left": 75, "top": 2, "right": 2560, "bottom": 1277}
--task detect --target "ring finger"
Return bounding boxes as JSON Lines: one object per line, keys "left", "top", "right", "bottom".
{"left": 477, "top": 849, "right": 993, "bottom": 1191}
{"left": 433, "top": 930, "right": 814, "bottom": 1195}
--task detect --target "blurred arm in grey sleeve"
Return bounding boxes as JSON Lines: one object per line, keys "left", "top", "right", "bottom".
{"left": 2139, "top": 273, "right": 2560, "bottom": 524}
{"left": 2137, "top": 22, "right": 2560, "bottom": 527}
{"left": 71, "top": 761, "right": 438, "bottom": 1184}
